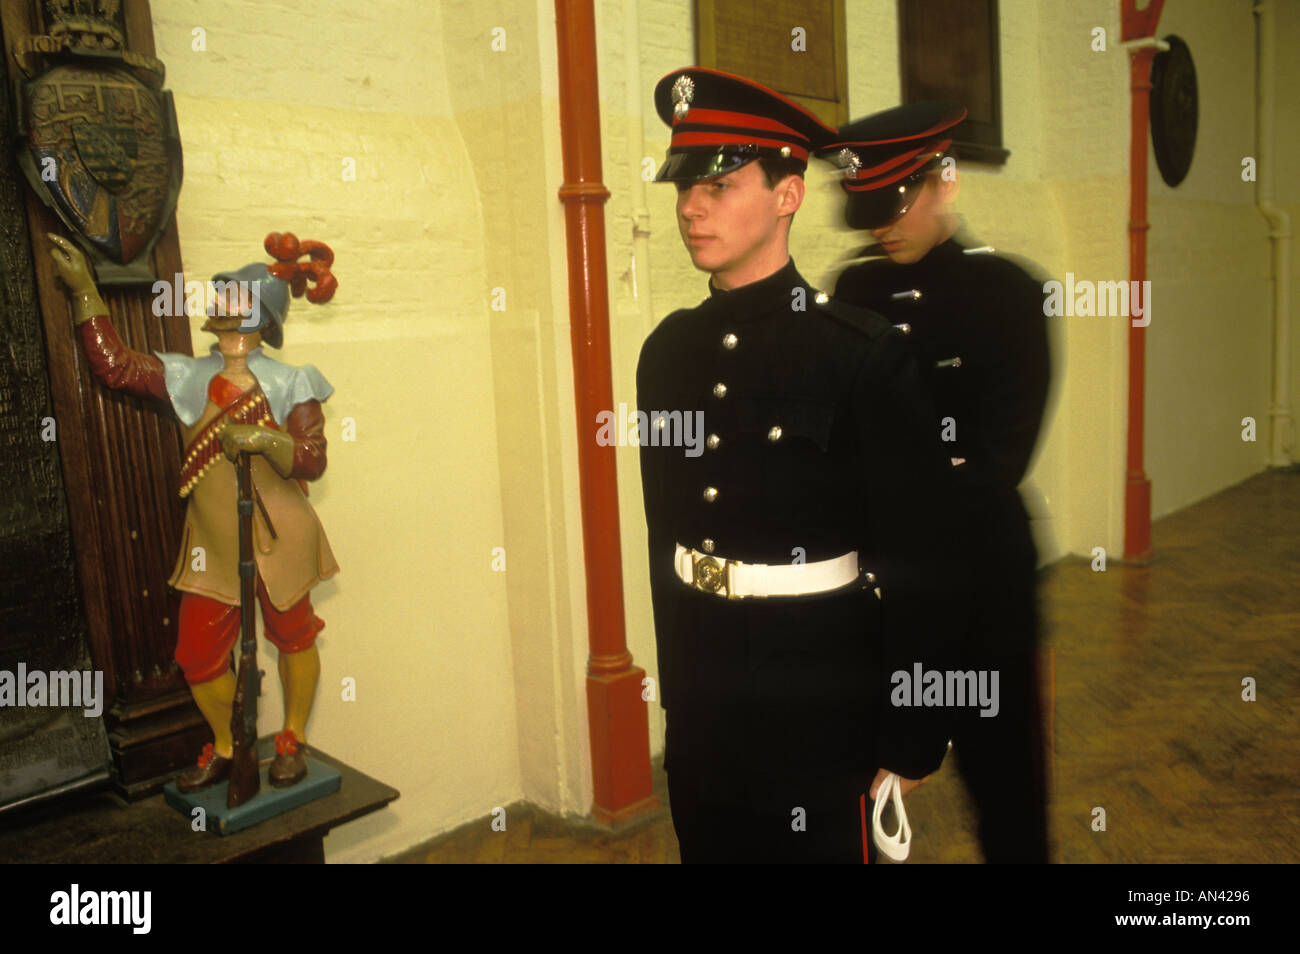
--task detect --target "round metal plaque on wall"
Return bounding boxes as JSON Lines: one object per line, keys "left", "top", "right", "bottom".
{"left": 1150, "top": 35, "right": 1197, "bottom": 187}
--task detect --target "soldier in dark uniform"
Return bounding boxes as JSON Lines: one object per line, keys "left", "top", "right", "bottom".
{"left": 818, "top": 103, "right": 1053, "bottom": 862}
{"left": 637, "top": 68, "right": 960, "bottom": 863}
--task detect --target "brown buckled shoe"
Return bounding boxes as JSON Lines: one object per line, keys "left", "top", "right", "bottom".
{"left": 269, "top": 730, "right": 308, "bottom": 788}
{"left": 177, "top": 743, "right": 231, "bottom": 793}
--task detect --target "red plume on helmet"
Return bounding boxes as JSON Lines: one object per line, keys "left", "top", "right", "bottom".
{"left": 264, "top": 232, "right": 338, "bottom": 304}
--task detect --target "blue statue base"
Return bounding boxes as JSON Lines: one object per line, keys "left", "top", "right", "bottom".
{"left": 162, "top": 736, "right": 341, "bottom": 836}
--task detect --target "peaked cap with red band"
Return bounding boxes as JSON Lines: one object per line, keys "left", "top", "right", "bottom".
{"left": 653, "top": 67, "right": 836, "bottom": 182}
{"left": 815, "top": 101, "right": 967, "bottom": 229}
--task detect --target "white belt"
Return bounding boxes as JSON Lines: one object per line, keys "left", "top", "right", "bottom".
{"left": 872, "top": 772, "right": 912, "bottom": 861}
{"left": 673, "top": 543, "right": 868, "bottom": 599}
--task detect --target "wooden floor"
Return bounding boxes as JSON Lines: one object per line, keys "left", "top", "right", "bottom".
{"left": 387, "top": 469, "right": 1300, "bottom": 864}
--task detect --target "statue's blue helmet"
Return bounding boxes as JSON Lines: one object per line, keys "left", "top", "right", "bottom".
{"left": 209, "top": 262, "right": 291, "bottom": 349}
{"left": 208, "top": 233, "right": 336, "bottom": 348}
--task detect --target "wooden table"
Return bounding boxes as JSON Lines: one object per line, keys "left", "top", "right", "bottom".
{"left": 0, "top": 742, "right": 398, "bottom": 863}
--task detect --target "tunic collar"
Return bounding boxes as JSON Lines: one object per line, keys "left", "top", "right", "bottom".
{"left": 880, "top": 237, "right": 966, "bottom": 276}
{"left": 704, "top": 258, "right": 808, "bottom": 322}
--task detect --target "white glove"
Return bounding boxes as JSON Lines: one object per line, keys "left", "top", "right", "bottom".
{"left": 872, "top": 771, "right": 912, "bottom": 862}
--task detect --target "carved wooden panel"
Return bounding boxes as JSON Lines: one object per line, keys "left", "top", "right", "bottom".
{"left": 2, "top": 0, "right": 208, "bottom": 797}
{"left": 0, "top": 50, "right": 112, "bottom": 812}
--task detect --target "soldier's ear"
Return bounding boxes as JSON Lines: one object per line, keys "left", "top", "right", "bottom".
{"left": 937, "top": 167, "right": 960, "bottom": 205}
{"left": 777, "top": 173, "right": 805, "bottom": 217}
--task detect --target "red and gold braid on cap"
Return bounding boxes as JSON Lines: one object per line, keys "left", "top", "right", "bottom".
{"left": 670, "top": 109, "right": 813, "bottom": 161}
{"left": 264, "top": 232, "right": 338, "bottom": 304}
{"left": 669, "top": 66, "right": 834, "bottom": 131}
{"left": 842, "top": 137, "right": 953, "bottom": 193}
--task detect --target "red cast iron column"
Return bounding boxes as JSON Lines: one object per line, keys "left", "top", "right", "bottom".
{"left": 1120, "top": 0, "right": 1165, "bottom": 561}
{"left": 553, "top": 0, "right": 658, "bottom": 825}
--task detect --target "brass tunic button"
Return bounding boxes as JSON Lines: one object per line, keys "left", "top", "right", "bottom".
{"left": 654, "top": 415, "right": 666, "bottom": 429}
{"left": 712, "top": 382, "right": 727, "bottom": 399}
{"left": 767, "top": 425, "right": 783, "bottom": 442}
{"left": 722, "top": 333, "right": 738, "bottom": 350}
{"left": 706, "top": 433, "right": 721, "bottom": 450}
{"left": 814, "top": 291, "right": 830, "bottom": 304}
{"left": 779, "top": 146, "right": 792, "bottom": 158}
{"left": 701, "top": 538, "right": 715, "bottom": 553}
{"left": 864, "top": 571, "right": 876, "bottom": 584}
{"left": 703, "top": 486, "right": 718, "bottom": 502}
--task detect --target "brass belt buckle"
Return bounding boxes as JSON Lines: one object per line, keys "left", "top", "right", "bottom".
{"left": 691, "top": 553, "right": 737, "bottom": 599}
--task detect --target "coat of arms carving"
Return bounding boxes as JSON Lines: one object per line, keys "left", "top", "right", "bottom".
{"left": 11, "top": 0, "right": 182, "bottom": 284}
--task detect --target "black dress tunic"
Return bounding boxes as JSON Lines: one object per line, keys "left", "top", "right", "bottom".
{"left": 637, "top": 258, "right": 960, "bottom": 862}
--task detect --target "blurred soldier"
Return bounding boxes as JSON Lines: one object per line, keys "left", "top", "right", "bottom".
{"left": 819, "top": 103, "right": 1053, "bottom": 862}
{"left": 638, "top": 69, "right": 959, "bottom": 863}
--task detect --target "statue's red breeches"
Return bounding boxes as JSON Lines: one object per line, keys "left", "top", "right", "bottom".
{"left": 175, "top": 576, "right": 324, "bottom": 684}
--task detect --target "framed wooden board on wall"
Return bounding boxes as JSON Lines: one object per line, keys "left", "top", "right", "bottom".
{"left": 695, "top": 0, "right": 849, "bottom": 129}
{"left": 898, "top": 0, "right": 1010, "bottom": 164}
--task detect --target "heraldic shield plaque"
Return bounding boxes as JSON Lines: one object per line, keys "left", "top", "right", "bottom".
{"left": 11, "top": 1, "right": 182, "bottom": 285}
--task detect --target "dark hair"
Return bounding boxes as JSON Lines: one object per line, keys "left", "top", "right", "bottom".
{"left": 757, "top": 157, "right": 805, "bottom": 189}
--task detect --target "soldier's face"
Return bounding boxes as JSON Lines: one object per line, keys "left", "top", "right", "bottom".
{"left": 869, "top": 174, "right": 957, "bottom": 264}
{"left": 674, "top": 161, "right": 800, "bottom": 286}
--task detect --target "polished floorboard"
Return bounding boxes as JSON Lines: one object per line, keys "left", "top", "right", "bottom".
{"left": 387, "top": 469, "right": 1299, "bottom": 864}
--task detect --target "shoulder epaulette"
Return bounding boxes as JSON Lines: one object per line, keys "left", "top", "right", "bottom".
{"left": 809, "top": 292, "right": 896, "bottom": 344}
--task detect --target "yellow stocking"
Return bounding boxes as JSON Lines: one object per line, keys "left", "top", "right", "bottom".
{"left": 189, "top": 670, "right": 236, "bottom": 758}
{"left": 279, "top": 644, "right": 320, "bottom": 743}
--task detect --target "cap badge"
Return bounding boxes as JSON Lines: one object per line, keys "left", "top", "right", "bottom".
{"left": 835, "top": 147, "right": 862, "bottom": 180}
{"left": 671, "top": 74, "right": 695, "bottom": 120}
